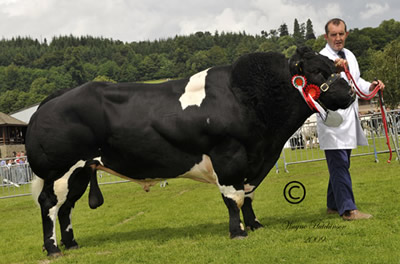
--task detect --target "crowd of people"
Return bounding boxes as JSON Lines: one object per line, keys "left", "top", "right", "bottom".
{"left": 0, "top": 151, "right": 27, "bottom": 167}
{"left": 0, "top": 151, "right": 31, "bottom": 185}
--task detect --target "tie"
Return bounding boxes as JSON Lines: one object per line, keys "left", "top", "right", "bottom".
{"left": 338, "top": 50, "right": 346, "bottom": 59}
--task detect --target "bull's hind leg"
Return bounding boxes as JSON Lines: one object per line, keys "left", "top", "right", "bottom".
{"left": 241, "top": 191, "right": 263, "bottom": 231}
{"left": 58, "top": 164, "right": 98, "bottom": 250}
{"left": 36, "top": 161, "right": 90, "bottom": 256}
{"left": 58, "top": 202, "right": 78, "bottom": 250}
{"left": 38, "top": 179, "right": 63, "bottom": 256}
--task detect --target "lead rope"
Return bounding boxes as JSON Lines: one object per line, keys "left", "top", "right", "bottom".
{"left": 343, "top": 64, "right": 392, "bottom": 162}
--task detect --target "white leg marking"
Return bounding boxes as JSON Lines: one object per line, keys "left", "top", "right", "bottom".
{"left": 219, "top": 184, "right": 245, "bottom": 209}
{"left": 31, "top": 176, "right": 44, "bottom": 207}
{"left": 48, "top": 160, "right": 85, "bottom": 247}
{"left": 66, "top": 209, "right": 73, "bottom": 232}
{"left": 179, "top": 68, "right": 210, "bottom": 110}
{"left": 244, "top": 184, "right": 256, "bottom": 199}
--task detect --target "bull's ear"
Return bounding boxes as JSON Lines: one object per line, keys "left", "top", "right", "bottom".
{"left": 296, "top": 46, "right": 314, "bottom": 57}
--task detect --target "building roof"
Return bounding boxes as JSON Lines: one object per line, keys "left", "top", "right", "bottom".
{"left": 9, "top": 103, "right": 39, "bottom": 124}
{"left": 0, "top": 112, "right": 27, "bottom": 126}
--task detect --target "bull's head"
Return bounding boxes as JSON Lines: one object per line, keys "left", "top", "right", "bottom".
{"left": 289, "top": 46, "right": 355, "bottom": 111}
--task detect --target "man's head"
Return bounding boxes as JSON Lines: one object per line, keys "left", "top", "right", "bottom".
{"left": 324, "top": 18, "right": 349, "bottom": 52}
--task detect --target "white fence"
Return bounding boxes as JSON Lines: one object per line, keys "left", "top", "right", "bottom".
{"left": 280, "top": 111, "right": 400, "bottom": 172}
{"left": 0, "top": 163, "right": 34, "bottom": 198}
{"left": 1, "top": 112, "right": 399, "bottom": 199}
{"left": 0, "top": 160, "right": 129, "bottom": 199}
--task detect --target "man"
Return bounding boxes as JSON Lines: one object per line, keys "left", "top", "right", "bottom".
{"left": 318, "top": 18, "right": 385, "bottom": 220}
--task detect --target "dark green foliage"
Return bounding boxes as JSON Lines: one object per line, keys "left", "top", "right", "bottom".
{"left": 0, "top": 19, "right": 400, "bottom": 114}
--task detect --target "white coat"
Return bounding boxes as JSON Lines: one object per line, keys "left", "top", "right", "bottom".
{"left": 317, "top": 44, "right": 371, "bottom": 150}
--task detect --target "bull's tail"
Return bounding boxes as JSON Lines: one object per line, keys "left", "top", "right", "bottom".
{"left": 31, "top": 176, "right": 44, "bottom": 207}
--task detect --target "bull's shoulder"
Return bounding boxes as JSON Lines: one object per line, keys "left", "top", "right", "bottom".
{"left": 231, "top": 52, "right": 289, "bottom": 88}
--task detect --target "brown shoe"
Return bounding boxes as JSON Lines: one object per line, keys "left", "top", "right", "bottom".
{"left": 327, "top": 208, "right": 338, "bottom": 215}
{"left": 342, "top": 210, "right": 373, "bottom": 220}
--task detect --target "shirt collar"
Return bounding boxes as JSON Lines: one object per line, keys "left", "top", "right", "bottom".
{"left": 325, "top": 43, "right": 345, "bottom": 58}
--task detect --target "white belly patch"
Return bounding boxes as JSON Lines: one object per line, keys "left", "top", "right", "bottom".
{"left": 179, "top": 154, "right": 217, "bottom": 184}
{"left": 179, "top": 68, "right": 210, "bottom": 110}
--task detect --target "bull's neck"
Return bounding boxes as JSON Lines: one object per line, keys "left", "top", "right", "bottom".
{"left": 256, "top": 82, "right": 314, "bottom": 145}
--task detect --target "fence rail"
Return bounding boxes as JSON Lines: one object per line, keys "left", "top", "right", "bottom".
{"left": 0, "top": 163, "right": 129, "bottom": 199}
{"left": 280, "top": 111, "right": 400, "bottom": 172}
{"left": 1, "top": 112, "right": 399, "bottom": 199}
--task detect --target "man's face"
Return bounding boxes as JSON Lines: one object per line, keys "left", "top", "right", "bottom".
{"left": 324, "top": 22, "right": 349, "bottom": 51}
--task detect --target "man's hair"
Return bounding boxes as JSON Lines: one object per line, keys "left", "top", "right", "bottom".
{"left": 325, "top": 18, "right": 347, "bottom": 34}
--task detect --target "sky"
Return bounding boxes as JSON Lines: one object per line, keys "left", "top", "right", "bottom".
{"left": 1, "top": 0, "right": 399, "bottom": 43}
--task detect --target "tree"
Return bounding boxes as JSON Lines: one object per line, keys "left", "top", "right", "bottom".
{"left": 364, "top": 40, "right": 400, "bottom": 109}
{"left": 138, "top": 55, "right": 158, "bottom": 80}
{"left": 4, "top": 64, "right": 19, "bottom": 90}
{"left": 293, "top": 19, "right": 301, "bottom": 39}
{"left": 97, "top": 60, "right": 120, "bottom": 81}
{"left": 293, "top": 19, "right": 305, "bottom": 45}
{"left": 305, "top": 19, "right": 316, "bottom": 40}
{"left": 279, "top": 23, "right": 289, "bottom": 37}
{"left": 379, "top": 19, "right": 400, "bottom": 40}
{"left": 13, "top": 53, "right": 30, "bottom": 66}
{"left": 93, "top": 75, "right": 116, "bottom": 83}
{"left": 0, "top": 90, "right": 20, "bottom": 113}
{"left": 186, "top": 50, "right": 210, "bottom": 75}
{"left": 63, "top": 47, "right": 84, "bottom": 86}
{"left": 268, "top": 29, "right": 278, "bottom": 39}
{"left": 278, "top": 36, "right": 295, "bottom": 51}
{"left": 257, "top": 39, "right": 279, "bottom": 52}
{"left": 208, "top": 45, "right": 228, "bottom": 66}
{"left": 119, "top": 62, "right": 139, "bottom": 82}
{"left": 154, "top": 55, "right": 174, "bottom": 79}
{"left": 30, "top": 77, "right": 56, "bottom": 96}
{"left": 282, "top": 45, "right": 297, "bottom": 58}
{"left": 32, "top": 50, "right": 64, "bottom": 69}
{"left": 311, "top": 35, "right": 326, "bottom": 52}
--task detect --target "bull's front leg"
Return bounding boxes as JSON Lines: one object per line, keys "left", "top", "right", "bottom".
{"left": 241, "top": 191, "right": 263, "bottom": 231}
{"left": 210, "top": 138, "right": 248, "bottom": 239}
{"left": 219, "top": 183, "right": 247, "bottom": 239}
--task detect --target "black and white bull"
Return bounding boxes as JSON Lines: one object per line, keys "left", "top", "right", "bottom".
{"left": 26, "top": 47, "right": 355, "bottom": 256}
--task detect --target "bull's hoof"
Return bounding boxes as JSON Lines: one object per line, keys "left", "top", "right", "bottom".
{"left": 230, "top": 230, "right": 248, "bottom": 239}
{"left": 60, "top": 240, "right": 79, "bottom": 250}
{"left": 43, "top": 244, "right": 63, "bottom": 257}
{"left": 246, "top": 221, "right": 264, "bottom": 231}
{"left": 47, "top": 251, "right": 63, "bottom": 258}
{"left": 66, "top": 245, "right": 79, "bottom": 251}
{"left": 232, "top": 235, "right": 248, "bottom": 240}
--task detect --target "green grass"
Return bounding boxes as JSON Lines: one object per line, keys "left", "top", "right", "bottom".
{"left": 0, "top": 153, "right": 399, "bottom": 264}
{"left": 140, "top": 79, "right": 170, "bottom": 84}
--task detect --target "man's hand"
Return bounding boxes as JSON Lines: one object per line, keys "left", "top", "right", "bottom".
{"left": 334, "top": 58, "right": 348, "bottom": 73}
{"left": 370, "top": 80, "right": 385, "bottom": 91}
